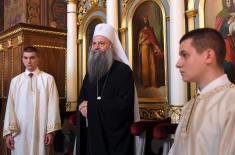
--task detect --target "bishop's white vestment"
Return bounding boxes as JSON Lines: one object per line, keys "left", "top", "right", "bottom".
{"left": 3, "top": 68, "right": 61, "bottom": 155}
{"left": 169, "top": 74, "right": 235, "bottom": 155}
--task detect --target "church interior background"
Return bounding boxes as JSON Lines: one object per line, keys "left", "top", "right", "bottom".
{"left": 0, "top": 0, "right": 234, "bottom": 154}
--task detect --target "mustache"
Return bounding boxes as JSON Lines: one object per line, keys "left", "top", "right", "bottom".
{"left": 87, "top": 48, "right": 113, "bottom": 83}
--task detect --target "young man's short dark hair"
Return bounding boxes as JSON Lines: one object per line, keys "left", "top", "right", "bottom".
{"left": 23, "top": 46, "right": 38, "bottom": 53}
{"left": 180, "top": 28, "right": 226, "bottom": 67}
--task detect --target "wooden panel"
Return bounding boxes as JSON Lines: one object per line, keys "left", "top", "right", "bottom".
{"left": 0, "top": 51, "right": 3, "bottom": 98}
{"left": 12, "top": 46, "right": 23, "bottom": 77}
{"left": 37, "top": 48, "right": 66, "bottom": 97}
{"left": 0, "top": 23, "right": 66, "bottom": 98}
{"left": 3, "top": 48, "right": 12, "bottom": 97}
{"left": 0, "top": 0, "right": 3, "bottom": 31}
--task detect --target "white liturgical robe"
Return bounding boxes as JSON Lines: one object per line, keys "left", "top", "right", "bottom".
{"left": 3, "top": 68, "right": 61, "bottom": 155}
{"left": 169, "top": 74, "right": 235, "bottom": 155}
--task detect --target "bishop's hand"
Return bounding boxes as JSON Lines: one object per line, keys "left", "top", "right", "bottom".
{"left": 79, "top": 101, "right": 88, "bottom": 118}
{"left": 5, "top": 134, "right": 14, "bottom": 150}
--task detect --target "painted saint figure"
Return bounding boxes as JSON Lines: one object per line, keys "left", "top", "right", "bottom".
{"left": 215, "top": 0, "right": 235, "bottom": 83}
{"left": 138, "top": 17, "right": 164, "bottom": 88}
{"left": 215, "top": 0, "right": 235, "bottom": 38}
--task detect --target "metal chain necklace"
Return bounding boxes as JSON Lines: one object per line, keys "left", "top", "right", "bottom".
{"left": 96, "top": 71, "right": 110, "bottom": 100}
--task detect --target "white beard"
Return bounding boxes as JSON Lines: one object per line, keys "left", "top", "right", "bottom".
{"left": 87, "top": 48, "right": 113, "bottom": 83}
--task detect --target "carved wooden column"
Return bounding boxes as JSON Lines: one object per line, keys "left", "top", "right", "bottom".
{"left": 66, "top": 0, "right": 77, "bottom": 111}
{"left": 119, "top": 27, "right": 127, "bottom": 50}
{"left": 169, "top": 0, "right": 187, "bottom": 122}
{"left": 106, "top": 0, "right": 118, "bottom": 30}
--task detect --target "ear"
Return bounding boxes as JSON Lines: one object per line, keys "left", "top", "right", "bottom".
{"left": 204, "top": 48, "right": 215, "bottom": 64}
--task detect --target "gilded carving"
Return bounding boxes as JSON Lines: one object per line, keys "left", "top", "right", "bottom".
{"left": 139, "top": 103, "right": 170, "bottom": 120}
{"left": 0, "top": 44, "right": 3, "bottom": 51}
{"left": 66, "top": 0, "right": 78, "bottom": 3}
{"left": 119, "top": 27, "right": 128, "bottom": 33}
{"left": 77, "top": 3, "right": 86, "bottom": 26}
{"left": 89, "top": 0, "right": 99, "bottom": 6}
{"left": 66, "top": 100, "right": 77, "bottom": 111}
{"left": 7, "top": 39, "right": 12, "bottom": 48}
{"left": 122, "top": 0, "right": 129, "bottom": 9}
{"left": 33, "top": 44, "right": 66, "bottom": 50}
{"left": 186, "top": 9, "right": 198, "bottom": 18}
{"left": 77, "top": 0, "right": 106, "bottom": 26}
{"left": 0, "top": 27, "right": 66, "bottom": 41}
{"left": 140, "top": 108, "right": 165, "bottom": 120}
{"left": 17, "top": 35, "right": 23, "bottom": 45}
{"left": 121, "top": 0, "right": 134, "bottom": 15}
{"left": 77, "top": 38, "right": 83, "bottom": 45}
{"left": 169, "top": 106, "right": 182, "bottom": 124}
